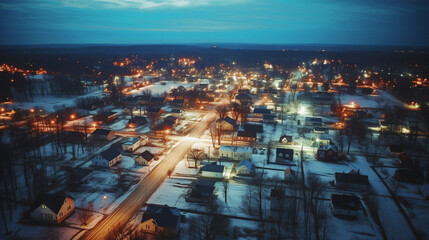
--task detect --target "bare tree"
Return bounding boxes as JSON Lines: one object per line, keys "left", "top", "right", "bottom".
{"left": 209, "top": 122, "right": 217, "bottom": 148}
{"left": 187, "top": 148, "right": 205, "bottom": 168}
{"left": 114, "top": 165, "right": 123, "bottom": 180}
{"left": 78, "top": 200, "right": 94, "bottom": 226}
{"left": 223, "top": 179, "right": 229, "bottom": 203}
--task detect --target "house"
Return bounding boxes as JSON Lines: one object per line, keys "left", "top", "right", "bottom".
{"left": 253, "top": 107, "right": 271, "bottom": 118}
{"left": 317, "top": 144, "right": 339, "bottom": 162}
{"left": 305, "top": 117, "right": 322, "bottom": 127}
{"left": 276, "top": 148, "right": 294, "bottom": 162}
{"left": 270, "top": 189, "right": 284, "bottom": 211}
{"left": 237, "top": 130, "right": 257, "bottom": 142}
{"left": 122, "top": 137, "right": 141, "bottom": 152}
{"left": 394, "top": 169, "right": 424, "bottom": 184}
{"left": 217, "top": 116, "right": 237, "bottom": 131}
{"left": 335, "top": 170, "right": 369, "bottom": 191}
{"left": 284, "top": 167, "right": 297, "bottom": 182}
{"left": 94, "top": 111, "right": 118, "bottom": 123}
{"left": 91, "top": 129, "right": 115, "bottom": 141}
{"left": 219, "top": 145, "right": 252, "bottom": 161}
{"left": 262, "top": 114, "right": 276, "bottom": 123}
{"left": 92, "top": 148, "right": 122, "bottom": 168}
{"left": 236, "top": 160, "right": 256, "bottom": 175}
{"left": 243, "top": 123, "right": 264, "bottom": 133}
{"left": 191, "top": 180, "right": 215, "bottom": 198}
{"left": 30, "top": 193, "right": 75, "bottom": 224}
{"left": 331, "top": 194, "right": 360, "bottom": 219}
{"left": 279, "top": 135, "right": 293, "bottom": 144}
{"left": 147, "top": 107, "right": 163, "bottom": 116}
{"left": 135, "top": 150, "right": 155, "bottom": 165}
{"left": 127, "top": 116, "right": 148, "bottom": 128}
{"left": 201, "top": 163, "right": 225, "bottom": 179}
{"left": 164, "top": 115, "right": 179, "bottom": 127}
{"left": 140, "top": 204, "right": 180, "bottom": 236}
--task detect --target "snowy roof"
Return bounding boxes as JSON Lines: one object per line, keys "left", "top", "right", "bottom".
{"left": 237, "top": 130, "right": 257, "bottom": 138}
{"left": 331, "top": 194, "right": 360, "bottom": 210}
{"left": 223, "top": 116, "right": 236, "bottom": 126}
{"left": 141, "top": 204, "right": 180, "bottom": 229}
{"left": 31, "top": 192, "right": 74, "bottom": 214}
{"left": 318, "top": 144, "right": 338, "bottom": 153}
{"left": 237, "top": 160, "right": 256, "bottom": 172}
{"left": 124, "top": 137, "right": 140, "bottom": 145}
{"left": 99, "top": 148, "right": 121, "bottom": 161}
{"left": 138, "top": 150, "right": 155, "bottom": 161}
{"left": 92, "top": 129, "right": 112, "bottom": 136}
{"left": 201, "top": 164, "right": 225, "bottom": 173}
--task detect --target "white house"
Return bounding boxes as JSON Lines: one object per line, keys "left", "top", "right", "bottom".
{"left": 135, "top": 150, "right": 155, "bottom": 166}
{"left": 201, "top": 164, "right": 225, "bottom": 179}
{"left": 140, "top": 204, "right": 180, "bottom": 236}
{"left": 331, "top": 194, "right": 360, "bottom": 219}
{"left": 236, "top": 160, "right": 256, "bottom": 175}
{"left": 30, "top": 193, "right": 75, "bottom": 224}
{"left": 92, "top": 148, "right": 122, "bottom": 168}
{"left": 219, "top": 145, "right": 252, "bottom": 161}
{"left": 122, "top": 137, "right": 141, "bottom": 152}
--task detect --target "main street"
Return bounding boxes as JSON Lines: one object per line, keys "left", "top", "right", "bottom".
{"left": 80, "top": 111, "right": 216, "bottom": 239}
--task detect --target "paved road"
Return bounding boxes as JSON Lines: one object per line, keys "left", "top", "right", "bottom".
{"left": 80, "top": 112, "right": 216, "bottom": 239}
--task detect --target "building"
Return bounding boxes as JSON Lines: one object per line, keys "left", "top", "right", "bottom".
{"left": 140, "top": 204, "right": 180, "bottom": 236}
{"left": 93, "top": 111, "right": 118, "bottom": 123}
{"left": 317, "top": 144, "right": 339, "bottom": 162}
{"left": 276, "top": 148, "right": 294, "bottom": 162}
{"left": 91, "top": 129, "right": 115, "bottom": 141}
{"left": 262, "top": 114, "right": 276, "bottom": 123}
{"left": 217, "top": 116, "right": 237, "bottom": 131}
{"left": 30, "top": 193, "right": 75, "bottom": 224}
{"left": 150, "top": 97, "right": 166, "bottom": 107}
{"left": 253, "top": 107, "right": 271, "bottom": 118}
{"left": 331, "top": 194, "right": 360, "bottom": 219}
{"left": 284, "top": 167, "right": 297, "bottom": 182}
{"left": 122, "top": 137, "right": 141, "bottom": 152}
{"left": 236, "top": 160, "right": 256, "bottom": 175}
{"left": 191, "top": 180, "right": 215, "bottom": 198}
{"left": 92, "top": 148, "right": 122, "bottom": 168}
{"left": 135, "top": 150, "right": 155, "bottom": 165}
{"left": 335, "top": 170, "right": 369, "bottom": 191}
{"left": 237, "top": 130, "right": 257, "bottom": 142}
{"left": 243, "top": 123, "right": 264, "bottom": 133}
{"left": 201, "top": 164, "right": 225, "bottom": 179}
{"left": 127, "top": 116, "right": 148, "bottom": 128}
{"left": 170, "top": 99, "right": 185, "bottom": 108}
{"left": 219, "top": 145, "right": 252, "bottom": 161}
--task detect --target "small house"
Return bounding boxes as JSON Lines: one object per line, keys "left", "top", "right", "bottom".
{"left": 122, "top": 137, "right": 141, "bottom": 152}
{"left": 191, "top": 180, "right": 215, "bottom": 198}
{"left": 92, "top": 129, "right": 115, "bottom": 141}
{"left": 276, "top": 148, "right": 294, "bottom": 162}
{"left": 237, "top": 130, "right": 257, "bottom": 142}
{"left": 317, "top": 144, "right": 339, "bottom": 162}
{"left": 219, "top": 145, "right": 252, "bottom": 161}
{"left": 335, "top": 170, "right": 369, "bottom": 191}
{"left": 253, "top": 107, "right": 271, "bottom": 118}
{"left": 94, "top": 111, "right": 118, "bottom": 123}
{"left": 127, "top": 116, "right": 148, "bottom": 128}
{"left": 140, "top": 204, "right": 180, "bottom": 236}
{"left": 236, "top": 160, "right": 256, "bottom": 175}
{"left": 135, "top": 150, "right": 155, "bottom": 166}
{"left": 30, "top": 193, "right": 75, "bottom": 224}
{"left": 92, "top": 148, "right": 122, "bottom": 168}
{"left": 331, "top": 194, "right": 360, "bottom": 219}
{"left": 284, "top": 167, "right": 297, "bottom": 182}
{"left": 279, "top": 135, "right": 293, "bottom": 144}
{"left": 217, "top": 116, "right": 237, "bottom": 131}
{"left": 201, "top": 164, "right": 225, "bottom": 179}
{"left": 394, "top": 169, "right": 424, "bottom": 184}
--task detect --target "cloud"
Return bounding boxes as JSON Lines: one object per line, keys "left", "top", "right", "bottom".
{"left": 62, "top": 0, "right": 247, "bottom": 10}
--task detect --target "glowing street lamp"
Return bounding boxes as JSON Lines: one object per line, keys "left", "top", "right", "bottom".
{"left": 70, "top": 114, "right": 76, "bottom": 120}
{"left": 102, "top": 195, "right": 107, "bottom": 212}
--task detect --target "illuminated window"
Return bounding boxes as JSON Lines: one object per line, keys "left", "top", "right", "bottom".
{"left": 41, "top": 204, "right": 47, "bottom": 209}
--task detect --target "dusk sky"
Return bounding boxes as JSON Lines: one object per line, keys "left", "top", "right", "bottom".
{"left": 1, "top": 0, "right": 428, "bottom": 46}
